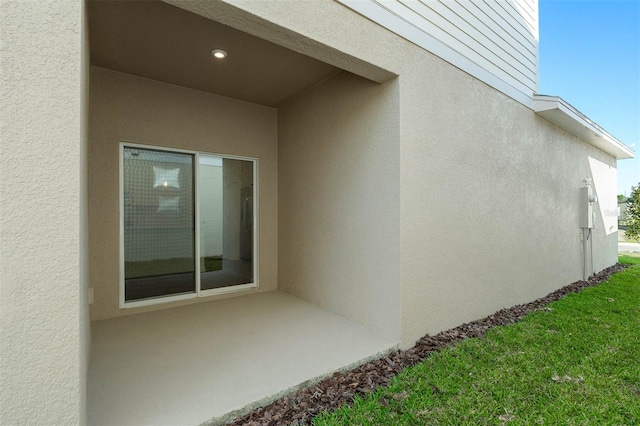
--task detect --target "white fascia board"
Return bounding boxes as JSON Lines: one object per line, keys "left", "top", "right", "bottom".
{"left": 338, "top": 0, "right": 534, "bottom": 108}
{"left": 533, "top": 95, "right": 635, "bottom": 160}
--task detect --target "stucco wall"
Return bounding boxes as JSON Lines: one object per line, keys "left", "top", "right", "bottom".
{"left": 175, "top": 0, "right": 619, "bottom": 349}
{"left": 397, "top": 53, "right": 618, "bottom": 346}
{"left": 80, "top": 1, "right": 91, "bottom": 422}
{"left": 89, "top": 67, "right": 277, "bottom": 321}
{"left": 1, "top": 0, "right": 88, "bottom": 423}
{"left": 278, "top": 71, "right": 402, "bottom": 341}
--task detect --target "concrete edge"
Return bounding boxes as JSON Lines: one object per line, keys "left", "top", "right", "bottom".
{"left": 199, "top": 343, "right": 399, "bottom": 426}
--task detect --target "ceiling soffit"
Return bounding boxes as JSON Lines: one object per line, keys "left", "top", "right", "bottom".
{"left": 88, "top": 0, "right": 340, "bottom": 107}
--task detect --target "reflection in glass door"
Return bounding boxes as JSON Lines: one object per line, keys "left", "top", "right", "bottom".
{"left": 199, "top": 155, "right": 254, "bottom": 291}
{"left": 123, "top": 147, "right": 195, "bottom": 302}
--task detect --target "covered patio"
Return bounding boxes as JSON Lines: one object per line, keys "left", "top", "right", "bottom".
{"left": 87, "top": 1, "right": 400, "bottom": 423}
{"left": 88, "top": 291, "right": 396, "bottom": 425}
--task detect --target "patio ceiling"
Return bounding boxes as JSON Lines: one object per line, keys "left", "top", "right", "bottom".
{"left": 87, "top": 0, "right": 340, "bottom": 107}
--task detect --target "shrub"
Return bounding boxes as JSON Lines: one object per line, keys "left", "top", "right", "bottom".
{"left": 625, "top": 183, "right": 640, "bottom": 242}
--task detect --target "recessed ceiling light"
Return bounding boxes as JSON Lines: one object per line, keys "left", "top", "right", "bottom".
{"left": 211, "top": 49, "right": 227, "bottom": 59}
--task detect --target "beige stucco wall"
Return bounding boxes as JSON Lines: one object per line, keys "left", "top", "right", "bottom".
{"left": 278, "top": 71, "right": 402, "bottom": 341}
{"left": 175, "top": 0, "right": 620, "bottom": 348}
{"left": 89, "top": 67, "right": 277, "bottom": 321}
{"left": 80, "top": 0, "right": 91, "bottom": 422}
{"left": 396, "top": 54, "right": 618, "bottom": 346}
{"left": 1, "top": 0, "right": 89, "bottom": 423}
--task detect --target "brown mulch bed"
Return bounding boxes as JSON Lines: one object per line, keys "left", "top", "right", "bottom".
{"left": 228, "top": 264, "right": 626, "bottom": 426}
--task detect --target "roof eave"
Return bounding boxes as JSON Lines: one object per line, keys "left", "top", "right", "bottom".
{"left": 533, "top": 94, "right": 634, "bottom": 160}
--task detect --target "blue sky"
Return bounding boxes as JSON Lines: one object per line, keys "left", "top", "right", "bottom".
{"left": 538, "top": 0, "right": 640, "bottom": 196}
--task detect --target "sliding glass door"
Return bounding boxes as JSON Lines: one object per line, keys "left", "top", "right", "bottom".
{"left": 198, "top": 155, "right": 254, "bottom": 291}
{"left": 121, "top": 144, "right": 256, "bottom": 307}
{"left": 123, "top": 147, "right": 196, "bottom": 302}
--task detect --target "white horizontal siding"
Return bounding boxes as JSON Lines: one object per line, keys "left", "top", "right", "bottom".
{"left": 395, "top": 1, "right": 536, "bottom": 88}
{"left": 336, "top": 0, "right": 539, "bottom": 107}
{"left": 482, "top": 1, "right": 537, "bottom": 47}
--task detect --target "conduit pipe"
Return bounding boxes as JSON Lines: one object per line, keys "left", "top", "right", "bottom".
{"left": 582, "top": 228, "right": 592, "bottom": 281}
{"left": 581, "top": 179, "right": 597, "bottom": 280}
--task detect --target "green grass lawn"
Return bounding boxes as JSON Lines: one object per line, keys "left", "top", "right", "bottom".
{"left": 315, "top": 257, "right": 640, "bottom": 425}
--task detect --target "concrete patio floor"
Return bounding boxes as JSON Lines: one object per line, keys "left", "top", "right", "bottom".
{"left": 88, "top": 291, "right": 397, "bottom": 425}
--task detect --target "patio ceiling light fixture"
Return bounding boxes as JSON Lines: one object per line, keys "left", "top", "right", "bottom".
{"left": 211, "top": 49, "right": 228, "bottom": 59}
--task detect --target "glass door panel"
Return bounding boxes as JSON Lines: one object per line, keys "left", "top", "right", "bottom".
{"left": 199, "top": 155, "right": 254, "bottom": 290}
{"left": 123, "top": 147, "right": 195, "bottom": 301}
